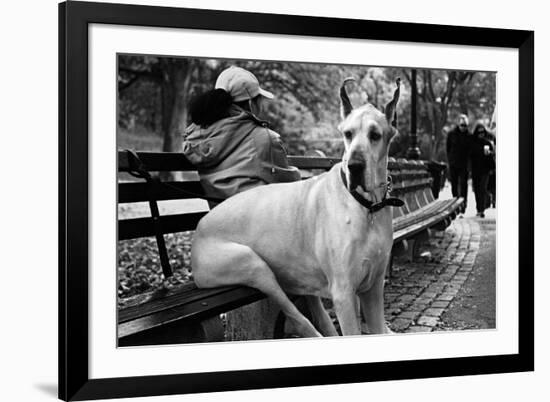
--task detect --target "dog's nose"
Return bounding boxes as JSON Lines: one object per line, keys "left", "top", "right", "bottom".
{"left": 348, "top": 160, "right": 365, "bottom": 175}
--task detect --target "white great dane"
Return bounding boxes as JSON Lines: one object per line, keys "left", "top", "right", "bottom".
{"left": 192, "top": 78, "right": 402, "bottom": 337}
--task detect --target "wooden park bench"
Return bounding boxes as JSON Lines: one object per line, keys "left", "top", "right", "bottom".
{"left": 117, "top": 150, "right": 462, "bottom": 346}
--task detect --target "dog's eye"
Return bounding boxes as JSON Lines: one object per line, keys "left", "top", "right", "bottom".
{"left": 343, "top": 130, "right": 353, "bottom": 140}
{"left": 369, "top": 131, "right": 382, "bottom": 141}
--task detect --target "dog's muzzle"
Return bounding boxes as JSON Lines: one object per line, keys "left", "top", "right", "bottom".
{"left": 347, "top": 161, "right": 365, "bottom": 191}
{"left": 340, "top": 167, "right": 404, "bottom": 212}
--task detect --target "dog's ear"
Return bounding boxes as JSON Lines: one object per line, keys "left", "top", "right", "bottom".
{"left": 384, "top": 78, "right": 401, "bottom": 127}
{"left": 388, "top": 126, "right": 399, "bottom": 143}
{"left": 340, "top": 77, "right": 355, "bottom": 119}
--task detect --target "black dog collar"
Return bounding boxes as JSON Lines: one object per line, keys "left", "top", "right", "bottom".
{"left": 340, "top": 168, "right": 404, "bottom": 212}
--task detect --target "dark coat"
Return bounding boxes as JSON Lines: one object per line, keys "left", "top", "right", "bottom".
{"left": 446, "top": 125, "right": 472, "bottom": 169}
{"left": 470, "top": 135, "right": 495, "bottom": 173}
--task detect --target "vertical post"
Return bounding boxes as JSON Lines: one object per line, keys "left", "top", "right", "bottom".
{"left": 407, "top": 69, "right": 421, "bottom": 160}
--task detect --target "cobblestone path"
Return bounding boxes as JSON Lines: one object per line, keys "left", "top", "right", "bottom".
{"left": 380, "top": 217, "right": 483, "bottom": 334}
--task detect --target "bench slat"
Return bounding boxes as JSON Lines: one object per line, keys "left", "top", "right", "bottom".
{"left": 390, "top": 180, "right": 432, "bottom": 195}
{"left": 119, "top": 283, "right": 253, "bottom": 323}
{"left": 393, "top": 198, "right": 463, "bottom": 242}
{"left": 119, "top": 281, "right": 197, "bottom": 309}
{"left": 286, "top": 156, "right": 341, "bottom": 170}
{"left": 395, "top": 211, "right": 456, "bottom": 242}
{"left": 119, "top": 151, "right": 196, "bottom": 172}
{"left": 118, "top": 151, "right": 341, "bottom": 172}
{"left": 119, "top": 181, "right": 205, "bottom": 203}
{"left": 118, "top": 212, "right": 207, "bottom": 240}
{"left": 393, "top": 198, "right": 456, "bottom": 231}
{"left": 118, "top": 286, "right": 264, "bottom": 339}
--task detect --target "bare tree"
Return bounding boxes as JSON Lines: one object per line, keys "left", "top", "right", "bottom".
{"left": 403, "top": 69, "right": 476, "bottom": 159}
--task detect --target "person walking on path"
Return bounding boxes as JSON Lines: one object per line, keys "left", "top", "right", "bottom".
{"left": 470, "top": 121, "right": 495, "bottom": 218}
{"left": 486, "top": 127, "right": 496, "bottom": 208}
{"left": 446, "top": 114, "right": 472, "bottom": 214}
{"left": 182, "top": 66, "right": 301, "bottom": 206}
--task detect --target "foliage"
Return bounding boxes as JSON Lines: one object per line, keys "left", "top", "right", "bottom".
{"left": 118, "top": 55, "right": 162, "bottom": 131}
{"left": 118, "top": 232, "right": 194, "bottom": 303}
{"left": 118, "top": 56, "right": 496, "bottom": 163}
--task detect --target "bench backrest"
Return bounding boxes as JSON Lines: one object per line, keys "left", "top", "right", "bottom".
{"left": 388, "top": 158, "right": 435, "bottom": 218}
{"left": 118, "top": 152, "right": 340, "bottom": 239}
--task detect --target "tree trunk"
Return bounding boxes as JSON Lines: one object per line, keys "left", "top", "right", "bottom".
{"left": 457, "top": 85, "right": 469, "bottom": 115}
{"left": 457, "top": 72, "right": 475, "bottom": 115}
{"left": 160, "top": 59, "right": 194, "bottom": 180}
{"left": 431, "top": 103, "right": 449, "bottom": 161}
{"left": 431, "top": 118, "right": 445, "bottom": 160}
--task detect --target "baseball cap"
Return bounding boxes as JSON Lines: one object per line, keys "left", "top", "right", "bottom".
{"left": 215, "top": 66, "right": 274, "bottom": 102}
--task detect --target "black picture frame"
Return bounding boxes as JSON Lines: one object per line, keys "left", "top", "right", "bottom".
{"left": 59, "top": 1, "right": 534, "bottom": 400}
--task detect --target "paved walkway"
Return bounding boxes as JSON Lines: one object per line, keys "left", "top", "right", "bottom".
{"left": 382, "top": 218, "right": 481, "bottom": 333}
{"left": 380, "top": 182, "right": 496, "bottom": 333}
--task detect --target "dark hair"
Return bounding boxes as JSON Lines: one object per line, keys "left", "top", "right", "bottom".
{"left": 473, "top": 121, "right": 487, "bottom": 137}
{"left": 189, "top": 88, "right": 233, "bottom": 127}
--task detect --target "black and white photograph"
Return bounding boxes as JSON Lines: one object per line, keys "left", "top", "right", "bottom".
{"left": 117, "top": 55, "right": 497, "bottom": 346}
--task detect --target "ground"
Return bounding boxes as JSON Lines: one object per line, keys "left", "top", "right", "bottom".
{"left": 381, "top": 215, "right": 496, "bottom": 333}
{"left": 439, "top": 218, "right": 496, "bottom": 331}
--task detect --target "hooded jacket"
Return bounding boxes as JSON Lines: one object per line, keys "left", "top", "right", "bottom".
{"left": 470, "top": 124, "right": 496, "bottom": 174}
{"left": 182, "top": 105, "right": 301, "bottom": 202}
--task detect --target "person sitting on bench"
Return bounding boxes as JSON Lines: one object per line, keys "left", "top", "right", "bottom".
{"left": 182, "top": 66, "right": 301, "bottom": 206}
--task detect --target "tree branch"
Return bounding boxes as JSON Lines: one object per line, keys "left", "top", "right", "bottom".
{"left": 401, "top": 68, "right": 412, "bottom": 86}
{"left": 441, "top": 71, "right": 456, "bottom": 106}
{"left": 119, "top": 67, "right": 162, "bottom": 81}
{"left": 426, "top": 70, "right": 436, "bottom": 101}
{"left": 118, "top": 66, "right": 163, "bottom": 93}
{"left": 118, "top": 75, "right": 141, "bottom": 92}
